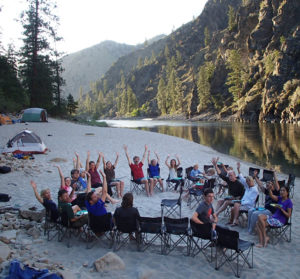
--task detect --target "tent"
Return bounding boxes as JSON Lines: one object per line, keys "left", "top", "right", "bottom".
{"left": 2, "top": 130, "right": 47, "bottom": 154}
{"left": 21, "top": 108, "right": 48, "bottom": 122}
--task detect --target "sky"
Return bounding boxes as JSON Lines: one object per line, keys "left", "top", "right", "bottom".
{"left": 0, "top": 0, "right": 207, "bottom": 55}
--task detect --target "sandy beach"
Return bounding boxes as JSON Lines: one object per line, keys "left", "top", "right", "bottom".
{"left": 0, "top": 118, "right": 299, "bottom": 279}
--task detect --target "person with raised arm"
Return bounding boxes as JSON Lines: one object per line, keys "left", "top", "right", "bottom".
{"left": 86, "top": 151, "right": 103, "bottom": 188}
{"left": 211, "top": 157, "right": 244, "bottom": 217}
{"left": 228, "top": 162, "right": 258, "bottom": 226}
{"left": 103, "top": 152, "right": 124, "bottom": 198}
{"left": 148, "top": 150, "right": 164, "bottom": 193}
{"left": 29, "top": 181, "right": 59, "bottom": 221}
{"left": 247, "top": 169, "right": 280, "bottom": 234}
{"left": 165, "top": 154, "right": 182, "bottom": 191}
{"left": 55, "top": 165, "right": 76, "bottom": 202}
{"left": 124, "top": 144, "right": 150, "bottom": 197}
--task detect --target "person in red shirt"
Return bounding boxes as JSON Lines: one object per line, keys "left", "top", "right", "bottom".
{"left": 124, "top": 144, "right": 150, "bottom": 197}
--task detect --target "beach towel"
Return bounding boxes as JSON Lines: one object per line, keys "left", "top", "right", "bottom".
{"left": 6, "top": 260, "right": 61, "bottom": 279}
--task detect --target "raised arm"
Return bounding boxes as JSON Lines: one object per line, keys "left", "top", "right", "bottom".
{"left": 273, "top": 170, "right": 280, "bottom": 191}
{"left": 75, "top": 152, "right": 80, "bottom": 170}
{"left": 147, "top": 150, "right": 151, "bottom": 165}
{"left": 86, "top": 172, "right": 91, "bottom": 193}
{"left": 211, "top": 157, "right": 221, "bottom": 175}
{"left": 165, "top": 155, "right": 171, "bottom": 168}
{"left": 268, "top": 188, "right": 279, "bottom": 202}
{"left": 154, "top": 151, "right": 160, "bottom": 164}
{"left": 141, "top": 145, "right": 148, "bottom": 164}
{"left": 236, "top": 162, "right": 241, "bottom": 174}
{"left": 99, "top": 170, "right": 107, "bottom": 202}
{"left": 96, "top": 152, "right": 103, "bottom": 169}
{"left": 123, "top": 145, "right": 132, "bottom": 166}
{"left": 254, "top": 171, "right": 264, "bottom": 191}
{"left": 85, "top": 151, "right": 90, "bottom": 172}
{"left": 55, "top": 165, "right": 65, "bottom": 188}
{"left": 175, "top": 154, "right": 181, "bottom": 167}
{"left": 102, "top": 154, "right": 106, "bottom": 170}
{"left": 113, "top": 152, "right": 119, "bottom": 168}
{"left": 30, "top": 181, "right": 43, "bottom": 204}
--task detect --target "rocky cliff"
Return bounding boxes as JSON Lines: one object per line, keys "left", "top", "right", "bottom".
{"left": 79, "top": 0, "right": 300, "bottom": 123}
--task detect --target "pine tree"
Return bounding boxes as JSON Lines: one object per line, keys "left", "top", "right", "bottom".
{"left": 157, "top": 77, "right": 167, "bottom": 114}
{"left": 228, "top": 5, "right": 236, "bottom": 32}
{"left": 197, "top": 61, "right": 215, "bottom": 111}
{"left": 226, "top": 50, "right": 245, "bottom": 101}
{"left": 127, "top": 85, "right": 138, "bottom": 113}
{"left": 204, "top": 27, "right": 210, "bottom": 47}
{"left": 66, "top": 94, "right": 78, "bottom": 114}
{"left": 19, "top": 0, "right": 63, "bottom": 110}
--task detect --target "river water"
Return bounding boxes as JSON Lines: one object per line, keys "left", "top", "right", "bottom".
{"left": 101, "top": 119, "right": 300, "bottom": 177}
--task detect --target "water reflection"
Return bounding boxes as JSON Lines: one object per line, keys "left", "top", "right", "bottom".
{"left": 136, "top": 122, "right": 300, "bottom": 176}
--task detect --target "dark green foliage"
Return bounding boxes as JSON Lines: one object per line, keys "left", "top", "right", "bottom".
{"left": 204, "top": 27, "right": 211, "bottom": 47}
{"left": 66, "top": 94, "right": 78, "bottom": 114}
{"left": 0, "top": 55, "right": 27, "bottom": 111}
{"left": 228, "top": 5, "right": 237, "bottom": 31}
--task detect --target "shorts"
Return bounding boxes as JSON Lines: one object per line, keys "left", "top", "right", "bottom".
{"left": 240, "top": 205, "right": 252, "bottom": 211}
{"left": 267, "top": 216, "right": 284, "bottom": 227}
{"left": 136, "top": 177, "right": 147, "bottom": 183}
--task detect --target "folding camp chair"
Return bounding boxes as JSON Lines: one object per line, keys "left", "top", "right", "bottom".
{"left": 184, "top": 166, "right": 200, "bottom": 189}
{"left": 163, "top": 217, "right": 189, "bottom": 255}
{"left": 237, "top": 195, "right": 259, "bottom": 227}
{"left": 44, "top": 209, "right": 59, "bottom": 241}
{"left": 161, "top": 185, "right": 183, "bottom": 218}
{"left": 139, "top": 217, "right": 163, "bottom": 253}
{"left": 260, "top": 169, "right": 274, "bottom": 182}
{"left": 147, "top": 168, "right": 164, "bottom": 192}
{"left": 58, "top": 211, "right": 87, "bottom": 247}
{"left": 166, "top": 167, "right": 183, "bottom": 191}
{"left": 86, "top": 212, "right": 114, "bottom": 249}
{"left": 130, "top": 171, "right": 146, "bottom": 195}
{"left": 215, "top": 226, "right": 254, "bottom": 278}
{"left": 189, "top": 220, "right": 215, "bottom": 262}
{"left": 249, "top": 167, "right": 260, "bottom": 178}
{"left": 187, "top": 185, "right": 204, "bottom": 210}
{"left": 113, "top": 216, "right": 140, "bottom": 251}
{"left": 204, "top": 165, "right": 214, "bottom": 173}
{"left": 268, "top": 213, "right": 292, "bottom": 245}
{"left": 287, "top": 174, "right": 295, "bottom": 198}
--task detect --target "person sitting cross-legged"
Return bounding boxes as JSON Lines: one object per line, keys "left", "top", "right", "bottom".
{"left": 124, "top": 144, "right": 150, "bottom": 197}
{"left": 191, "top": 188, "right": 218, "bottom": 239}
{"left": 228, "top": 162, "right": 259, "bottom": 226}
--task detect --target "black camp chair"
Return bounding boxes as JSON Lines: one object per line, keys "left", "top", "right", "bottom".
{"left": 215, "top": 226, "right": 254, "bottom": 278}
{"left": 189, "top": 220, "right": 215, "bottom": 262}
{"left": 86, "top": 212, "right": 114, "bottom": 249}
{"left": 147, "top": 168, "right": 164, "bottom": 192}
{"left": 204, "top": 165, "right": 214, "bottom": 173}
{"left": 166, "top": 167, "right": 183, "bottom": 191}
{"left": 187, "top": 186, "right": 204, "bottom": 210}
{"left": 261, "top": 169, "right": 274, "bottom": 182}
{"left": 268, "top": 211, "right": 292, "bottom": 245}
{"left": 163, "top": 217, "right": 189, "bottom": 255}
{"left": 249, "top": 167, "right": 260, "bottom": 178}
{"left": 130, "top": 171, "right": 146, "bottom": 195}
{"left": 184, "top": 166, "right": 200, "bottom": 189}
{"left": 139, "top": 217, "right": 163, "bottom": 253}
{"left": 113, "top": 215, "right": 140, "bottom": 251}
{"left": 161, "top": 185, "right": 183, "bottom": 218}
{"left": 44, "top": 208, "right": 60, "bottom": 241}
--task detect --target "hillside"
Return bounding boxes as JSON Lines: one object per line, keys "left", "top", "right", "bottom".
{"left": 78, "top": 0, "right": 300, "bottom": 123}
{"left": 61, "top": 41, "right": 136, "bottom": 100}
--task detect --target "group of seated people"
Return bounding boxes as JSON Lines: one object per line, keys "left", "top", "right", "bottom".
{"left": 29, "top": 150, "right": 293, "bottom": 249}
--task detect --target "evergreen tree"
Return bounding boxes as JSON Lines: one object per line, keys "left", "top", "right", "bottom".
{"left": 66, "top": 94, "right": 78, "bottom": 114}
{"left": 204, "top": 27, "right": 211, "bottom": 47}
{"left": 19, "top": 0, "right": 64, "bottom": 110}
{"left": 226, "top": 50, "right": 245, "bottom": 101}
{"left": 228, "top": 5, "right": 236, "bottom": 31}
{"left": 157, "top": 77, "right": 167, "bottom": 114}
{"left": 197, "top": 61, "right": 215, "bottom": 111}
{"left": 127, "top": 85, "right": 138, "bottom": 113}
{"left": 137, "top": 57, "right": 143, "bottom": 68}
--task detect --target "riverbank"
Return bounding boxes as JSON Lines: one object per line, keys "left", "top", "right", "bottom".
{"left": 0, "top": 118, "right": 299, "bottom": 278}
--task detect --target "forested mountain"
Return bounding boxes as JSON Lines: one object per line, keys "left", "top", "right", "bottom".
{"left": 61, "top": 35, "right": 166, "bottom": 100}
{"left": 78, "top": 0, "right": 300, "bottom": 123}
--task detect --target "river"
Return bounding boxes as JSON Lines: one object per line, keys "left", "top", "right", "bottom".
{"left": 101, "top": 119, "right": 300, "bottom": 177}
